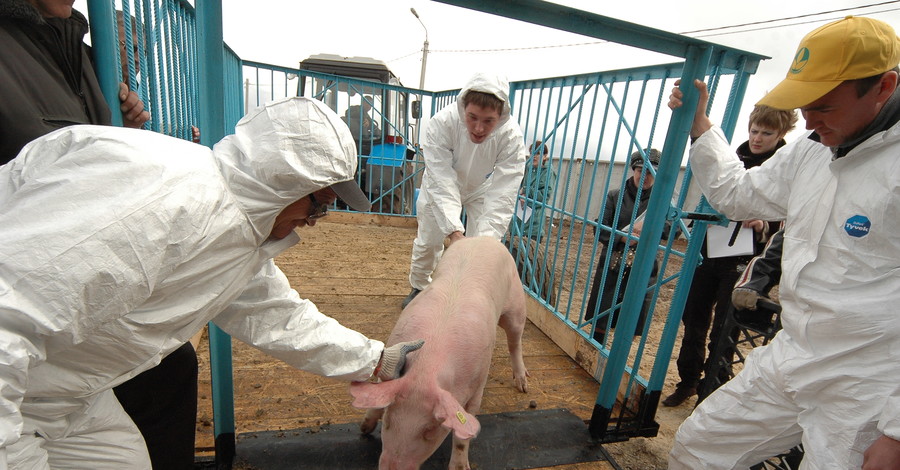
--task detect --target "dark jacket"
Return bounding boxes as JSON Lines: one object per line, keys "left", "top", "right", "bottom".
{"left": 733, "top": 227, "right": 783, "bottom": 296}
{"left": 585, "top": 176, "right": 674, "bottom": 335}
{"left": 0, "top": 0, "right": 111, "bottom": 164}
{"left": 595, "top": 177, "right": 675, "bottom": 250}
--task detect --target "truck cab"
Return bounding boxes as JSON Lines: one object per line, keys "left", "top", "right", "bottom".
{"left": 298, "top": 54, "right": 416, "bottom": 214}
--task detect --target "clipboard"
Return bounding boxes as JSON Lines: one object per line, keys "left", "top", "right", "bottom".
{"left": 706, "top": 221, "right": 754, "bottom": 258}
{"left": 515, "top": 203, "right": 533, "bottom": 223}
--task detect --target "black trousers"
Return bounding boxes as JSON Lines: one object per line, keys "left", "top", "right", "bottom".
{"left": 584, "top": 249, "right": 657, "bottom": 339}
{"left": 674, "top": 256, "right": 747, "bottom": 389}
{"left": 114, "top": 342, "right": 198, "bottom": 470}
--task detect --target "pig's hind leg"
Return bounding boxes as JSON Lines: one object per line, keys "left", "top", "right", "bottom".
{"left": 499, "top": 290, "right": 529, "bottom": 393}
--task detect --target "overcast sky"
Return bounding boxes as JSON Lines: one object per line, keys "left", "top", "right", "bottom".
{"left": 75, "top": 1, "right": 900, "bottom": 144}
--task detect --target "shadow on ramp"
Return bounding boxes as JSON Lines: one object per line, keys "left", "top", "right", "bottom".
{"left": 234, "top": 408, "right": 620, "bottom": 469}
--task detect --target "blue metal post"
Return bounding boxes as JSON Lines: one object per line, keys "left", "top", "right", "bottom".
{"left": 196, "top": 1, "right": 233, "bottom": 467}
{"left": 590, "top": 44, "right": 714, "bottom": 439}
{"left": 720, "top": 66, "right": 752, "bottom": 142}
{"left": 86, "top": 0, "right": 122, "bottom": 127}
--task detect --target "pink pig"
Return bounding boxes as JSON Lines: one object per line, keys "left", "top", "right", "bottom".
{"left": 349, "top": 236, "right": 529, "bottom": 470}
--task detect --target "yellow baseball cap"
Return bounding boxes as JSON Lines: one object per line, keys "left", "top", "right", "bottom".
{"left": 757, "top": 16, "right": 900, "bottom": 110}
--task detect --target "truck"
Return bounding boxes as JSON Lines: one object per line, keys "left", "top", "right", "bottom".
{"left": 298, "top": 54, "right": 420, "bottom": 215}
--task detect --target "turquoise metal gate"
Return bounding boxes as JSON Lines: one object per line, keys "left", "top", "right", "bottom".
{"left": 85, "top": 0, "right": 772, "bottom": 462}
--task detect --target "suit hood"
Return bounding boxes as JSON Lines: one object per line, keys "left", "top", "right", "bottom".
{"left": 212, "top": 97, "right": 362, "bottom": 239}
{"left": 455, "top": 73, "right": 512, "bottom": 126}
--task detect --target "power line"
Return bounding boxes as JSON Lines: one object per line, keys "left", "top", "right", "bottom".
{"left": 694, "top": 6, "right": 900, "bottom": 39}
{"left": 684, "top": 1, "right": 900, "bottom": 35}
{"left": 388, "top": 49, "right": 423, "bottom": 63}
{"left": 390, "top": 2, "right": 900, "bottom": 58}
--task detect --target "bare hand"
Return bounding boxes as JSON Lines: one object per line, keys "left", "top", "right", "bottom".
{"left": 743, "top": 219, "right": 766, "bottom": 232}
{"left": 191, "top": 125, "right": 201, "bottom": 144}
{"left": 863, "top": 435, "right": 900, "bottom": 469}
{"left": 628, "top": 226, "right": 642, "bottom": 246}
{"left": 118, "top": 83, "right": 151, "bottom": 129}
{"left": 448, "top": 231, "right": 465, "bottom": 245}
{"left": 667, "top": 78, "right": 713, "bottom": 139}
{"left": 619, "top": 220, "right": 644, "bottom": 246}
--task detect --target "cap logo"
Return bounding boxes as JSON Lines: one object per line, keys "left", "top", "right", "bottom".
{"left": 790, "top": 47, "right": 810, "bottom": 75}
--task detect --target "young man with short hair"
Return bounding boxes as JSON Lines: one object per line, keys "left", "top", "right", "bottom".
{"left": 403, "top": 73, "right": 527, "bottom": 308}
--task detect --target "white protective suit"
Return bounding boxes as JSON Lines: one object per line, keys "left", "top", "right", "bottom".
{"left": 669, "top": 124, "right": 900, "bottom": 469}
{"left": 0, "top": 97, "right": 383, "bottom": 469}
{"left": 409, "top": 73, "right": 526, "bottom": 289}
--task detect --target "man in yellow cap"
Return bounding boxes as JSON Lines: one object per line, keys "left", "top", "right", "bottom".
{"left": 667, "top": 16, "right": 900, "bottom": 469}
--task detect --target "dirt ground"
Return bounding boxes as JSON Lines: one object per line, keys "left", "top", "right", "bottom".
{"left": 195, "top": 214, "right": 700, "bottom": 470}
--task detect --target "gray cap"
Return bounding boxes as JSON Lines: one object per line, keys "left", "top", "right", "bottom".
{"left": 630, "top": 148, "right": 661, "bottom": 169}
{"left": 228, "top": 96, "right": 373, "bottom": 214}
{"left": 331, "top": 179, "right": 372, "bottom": 212}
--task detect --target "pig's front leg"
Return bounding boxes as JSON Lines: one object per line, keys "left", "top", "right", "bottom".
{"left": 448, "top": 435, "right": 472, "bottom": 470}
{"left": 448, "top": 391, "right": 485, "bottom": 470}
{"left": 360, "top": 407, "right": 384, "bottom": 435}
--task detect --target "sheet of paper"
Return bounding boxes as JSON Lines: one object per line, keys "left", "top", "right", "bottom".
{"left": 515, "top": 203, "right": 533, "bottom": 223}
{"left": 706, "top": 221, "right": 754, "bottom": 258}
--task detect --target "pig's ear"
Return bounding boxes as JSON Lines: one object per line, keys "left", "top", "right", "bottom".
{"left": 349, "top": 380, "right": 402, "bottom": 409}
{"left": 433, "top": 389, "right": 480, "bottom": 440}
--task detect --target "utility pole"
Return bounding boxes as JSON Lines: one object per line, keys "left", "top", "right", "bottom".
{"left": 410, "top": 7, "right": 429, "bottom": 90}
{"left": 410, "top": 7, "right": 430, "bottom": 148}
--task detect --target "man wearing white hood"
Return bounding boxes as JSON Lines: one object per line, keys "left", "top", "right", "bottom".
{"left": 0, "top": 96, "right": 422, "bottom": 469}
{"left": 403, "top": 73, "right": 527, "bottom": 308}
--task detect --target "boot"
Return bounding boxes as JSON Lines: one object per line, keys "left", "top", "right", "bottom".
{"left": 662, "top": 386, "right": 697, "bottom": 407}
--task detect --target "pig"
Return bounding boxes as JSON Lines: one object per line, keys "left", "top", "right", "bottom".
{"left": 349, "top": 236, "right": 529, "bottom": 470}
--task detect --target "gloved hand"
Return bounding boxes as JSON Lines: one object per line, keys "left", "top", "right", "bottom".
{"left": 375, "top": 339, "right": 425, "bottom": 381}
{"left": 732, "top": 287, "right": 761, "bottom": 311}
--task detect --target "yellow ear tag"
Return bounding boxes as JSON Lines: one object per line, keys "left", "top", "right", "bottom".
{"left": 456, "top": 411, "right": 467, "bottom": 424}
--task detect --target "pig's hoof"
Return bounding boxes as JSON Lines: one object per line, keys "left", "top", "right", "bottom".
{"left": 514, "top": 376, "right": 528, "bottom": 393}
{"left": 360, "top": 420, "right": 377, "bottom": 435}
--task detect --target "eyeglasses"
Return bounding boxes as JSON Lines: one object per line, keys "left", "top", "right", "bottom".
{"left": 307, "top": 193, "right": 329, "bottom": 221}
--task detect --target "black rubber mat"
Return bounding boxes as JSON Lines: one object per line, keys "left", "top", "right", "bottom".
{"left": 233, "top": 408, "right": 619, "bottom": 469}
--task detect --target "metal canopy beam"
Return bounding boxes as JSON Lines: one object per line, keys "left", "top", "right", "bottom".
{"left": 433, "top": 0, "right": 769, "bottom": 73}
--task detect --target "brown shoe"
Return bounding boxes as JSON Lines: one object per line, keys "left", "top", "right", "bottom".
{"left": 662, "top": 386, "right": 697, "bottom": 407}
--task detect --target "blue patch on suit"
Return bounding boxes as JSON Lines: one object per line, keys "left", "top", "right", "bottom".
{"left": 844, "top": 215, "right": 871, "bottom": 238}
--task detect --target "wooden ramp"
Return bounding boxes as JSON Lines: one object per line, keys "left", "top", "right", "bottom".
{"left": 195, "top": 214, "right": 619, "bottom": 469}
